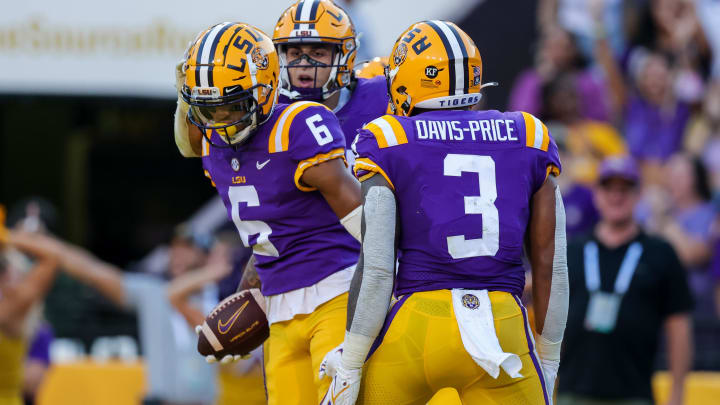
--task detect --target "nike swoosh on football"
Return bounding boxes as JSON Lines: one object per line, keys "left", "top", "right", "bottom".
{"left": 256, "top": 159, "right": 271, "bottom": 170}
{"left": 217, "top": 300, "right": 249, "bottom": 334}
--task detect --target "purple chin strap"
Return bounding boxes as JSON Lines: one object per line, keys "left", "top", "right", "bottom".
{"left": 288, "top": 85, "right": 325, "bottom": 101}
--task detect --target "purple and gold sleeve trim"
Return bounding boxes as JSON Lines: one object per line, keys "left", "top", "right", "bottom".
{"left": 268, "top": 101, "right": 331, "bottom": 153}
{"left": 294, "top": 148, "right": 347, "bottom": 192}
{"left": 353, "top": 157, "right": 395, "bottom": 190}
{"left": 521, "top": 112, "right": 550, "bottom": 152}
{"left": 546, "top": 165, "right": 560, "bottom": 179}
{"left": 364, "top": 115, "right": 408, "bottom": 148}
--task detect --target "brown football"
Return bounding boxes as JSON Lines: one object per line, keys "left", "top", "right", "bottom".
{"left": 197, "top": 288, "right": 269, "bottom": 358}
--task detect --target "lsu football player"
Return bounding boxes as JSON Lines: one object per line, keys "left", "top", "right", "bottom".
{"left": 273, "top": 0, "right": 389, "bottom": 164}
{"left": 320, "top": 21, "right": 569, "bottom": 404}
{"left": 179, "top": 23, "right": 362, "bottom": 404}
{"left": 172, "top": 0, "right": 388, "bottom": 161}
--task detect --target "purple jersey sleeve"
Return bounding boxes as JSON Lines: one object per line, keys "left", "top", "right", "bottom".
{"left": 283, "top": 103, "right": 348, "bottom": 191}
{"left": 352, "top": 115, "right": 406, "bottom": 186}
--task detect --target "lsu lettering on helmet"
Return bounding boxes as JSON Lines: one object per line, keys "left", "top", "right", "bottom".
{"left": 273, "top": 0, "right": 357, "bottom": 100}
{"left": 386, "top": 21, "right": 486, "bottom": 116}
{"left": 181, "top": 22, "right": 279, "bottom": 147}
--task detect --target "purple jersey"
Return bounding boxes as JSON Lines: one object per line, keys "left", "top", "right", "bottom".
{"left": 278, "top": 77, "right": 389, "bottom": 149}
{"left": 202, "top": 101, "right": 360, "bottom": 296}
{"left": 354, "top": 110, "right": 561, "bottom": 296}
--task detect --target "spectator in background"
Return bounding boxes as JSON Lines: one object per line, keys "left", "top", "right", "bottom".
{"left": 695, "top": 0, "right": 720, "bottom": 78}
{"left": 559, "top": 156, "right": 693, "bottom": 405}
{"left": 167, "top": 232, "right": 264, "bottom": 405}
{"left": 541, "top": 72, "right": 626, "bottom": 185}
{"left": 624, "top": 50, "right": 692, "bottom": 163}
{"left": 0, "top": 206, "right": 58, "bottom": 405}
{"left": 684, "top": 80, "right": 720, "bottom": 190}
{"left": 509, "top": 26, "right": 611, "bottom": 122}
{"left": 640, "top": 153, "right": 716, "bottom": 317}
{"left": 14, "top": 225, "right": 219, "bottom": 405}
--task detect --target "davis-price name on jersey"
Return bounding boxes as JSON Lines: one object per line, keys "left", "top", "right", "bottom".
{"left": 415, "top": 118, "right": 518, "bottom": 142}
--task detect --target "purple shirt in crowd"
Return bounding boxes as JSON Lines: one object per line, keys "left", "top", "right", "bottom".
{"left": 624, "top": 96, "right": 690, "bottom": 161}
{"left": 509, "top": 69, "right": 610, "bottom": 122}
{"left": 562, "top": 183, "right": 599, "bottom": 240}
{"left": 27, "top": 324, "right": 53, "bottom": 365}
{"left": 354, "top": 110, "right": 561, "bottom": 296}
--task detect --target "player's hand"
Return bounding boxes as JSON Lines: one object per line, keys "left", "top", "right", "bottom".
{"left": 194, "top": 325, "right": 251, "bottom": 364}
{"left": 321, "top": 365, "right": 361, "bottom": 405}
{"left": 319, "top": 343, "right": 344, "bottom": 380}
{"left": 539, "top": 357, "right": 559, "bottom": 404}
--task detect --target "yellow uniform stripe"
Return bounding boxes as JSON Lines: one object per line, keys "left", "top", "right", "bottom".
{"left": 540, "top": 122, "right": 550, "bottom": 152}
{"left": 364, "top": 116, "right": 408, "bottom": 149}
{"left": 268, "top": 101, "right": 330, "bottom": 153}
{"left": 365, "top": 122, "right": 389, "bottom": 148}
{"left": 201, "top": 135, "right": 211, "bottom": 157}
{"left": 545, "top": 165, "right": 560, "bottom": 179}
{"left": 293, "top": 148, "right": 347, "bottom": 192}
{"left": 353, "top": 157, "right": 395, "bottom": 190}
{"left": 521, "top": 112, "right": 536, "bottom": 148}
{"left": 384, "top": 116, "right": 409, "bottom": 144}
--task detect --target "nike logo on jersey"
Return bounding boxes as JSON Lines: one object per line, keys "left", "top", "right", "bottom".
{"left": 256, "top": 159, "right": 271, "bottom": 170}
{"left": 217, "top": 300, "right": 249, "bottom": 334}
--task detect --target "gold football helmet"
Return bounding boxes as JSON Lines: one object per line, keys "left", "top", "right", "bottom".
{"left": 181, "top": 22, "right": 279, "bottom": 147}
{"left": 273, "top": 0, "right": 357, "bottom": 100}
{"left": 386, "top": 21, "right": 487, "bottom": 116}
{"left": 355, "top": 57, "right": 388, "bottom": 79}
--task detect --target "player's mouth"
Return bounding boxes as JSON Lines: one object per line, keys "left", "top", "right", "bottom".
{"left": 295, "top": 74, "right": 316, "bottom": 88}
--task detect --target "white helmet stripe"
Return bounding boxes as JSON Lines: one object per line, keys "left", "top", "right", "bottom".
{"left": 198, "top": 22, "right": 232, "bottom": 88}
{"left": 300, "top": 0, "right": 315, "bottom": 21}
{"left": 431, "top": 20, "right": 465, "bottom": 96}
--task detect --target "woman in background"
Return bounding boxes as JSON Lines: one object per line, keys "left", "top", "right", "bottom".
{"left": 0, "top": 207, "right": 58, "bottom": 405}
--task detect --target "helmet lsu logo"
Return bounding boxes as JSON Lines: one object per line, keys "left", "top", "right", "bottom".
{"left": 393, "top": 42, "right": 408, "bottom": 66}
{"left": 252, "top": 47, "right": 269, "bottom": 70}
{"left": 472, "top": 65, "right": 482, "bottom": 86}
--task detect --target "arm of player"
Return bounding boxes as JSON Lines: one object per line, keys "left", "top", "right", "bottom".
{"left": 664, "top": 313, "right": 692, "bottom": 405}
{"left": 0, "top": 231, "right": 59, "bottom": 336}
{"left": 320, "top": 174, "right": 397, "bottom": 405}
{"left": 527, "top": 175, "right": 568, "bottom": 395}
{"left": 237, "top": 255, "right": 260, "bottom": 291}
{"left": 168, "top": 241, "right": 232, "bottom": 326}
{"left": 301, "top": 158, "right": 363, "bottom": 241}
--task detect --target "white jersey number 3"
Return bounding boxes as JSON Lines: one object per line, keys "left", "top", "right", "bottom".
{"left": 443, "top": 154, "right": 499, "bottom": 258}
{"left": 228, "top": 185, "right": 280, "bottom": 257}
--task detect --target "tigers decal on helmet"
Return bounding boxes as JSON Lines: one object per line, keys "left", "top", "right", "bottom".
{"left": 181, "top": 22, "right": 279, "bottom": 147}
{"left": 385, "top": 20, "right": 487, "bottom": 116}
{"left": 273, "top": 0, "right": 357, "bottom": 101}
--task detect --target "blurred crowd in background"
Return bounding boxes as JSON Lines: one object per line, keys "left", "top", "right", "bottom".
{"left": 518, "top": 0, "right": 720, "bottom": 321}
{"left": 2, "top": 0, "right": 720, "bottom": 404}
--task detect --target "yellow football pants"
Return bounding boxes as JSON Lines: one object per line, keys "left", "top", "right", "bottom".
{"left": 216, "top": 362, "right": 266, "bottom": 405}
{"left": 264, "top": 292, "right": 348, "bottom": 405}
{"left": 358, "top": 290, "right": 548, "bottom": 405}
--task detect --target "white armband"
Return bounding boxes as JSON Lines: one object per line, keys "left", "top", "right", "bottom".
{"left": 340, "top": 205, "right": 362, "bottom": 242}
